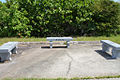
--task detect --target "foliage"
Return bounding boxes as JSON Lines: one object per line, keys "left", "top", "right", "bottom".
{"left": 91, "top": 0, "right": 120, "bottom": 36}
{"left": 0, "top": 0, "right": 32, "bottom": 37}
{"left": 0, "top": 0, "right": 120, "bottom": 37}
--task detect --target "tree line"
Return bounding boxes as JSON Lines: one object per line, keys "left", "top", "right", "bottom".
{"left": 0, "top": 0, "right": 120, "bottom": 37}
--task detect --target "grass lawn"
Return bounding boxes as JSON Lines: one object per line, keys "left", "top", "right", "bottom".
{"left": 74, "top": 35, "right": 120, "bottom": 43}
{"left": 0, "top": 35, "right": 120, "bottom": 45}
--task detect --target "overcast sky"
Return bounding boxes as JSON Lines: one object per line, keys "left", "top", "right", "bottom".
{"left": 0, "top": 0, "right": 120, "bottom": 3}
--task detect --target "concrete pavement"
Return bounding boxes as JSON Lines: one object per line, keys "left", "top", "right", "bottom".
{"left": 0, "top": 42, "right": 120, "bottom": 79}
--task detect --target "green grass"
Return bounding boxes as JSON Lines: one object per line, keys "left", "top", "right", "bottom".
{"left": 73, "top": 35, "right": 120, "bottom": 44}
{"left": 0, "top": 37, "right": 46, "bottom": 45}
{"left": 0, "top": 35, "right": 120, "bottom": 45}
{"left": 2, "top": 75, "right": 120, "bottom": 80}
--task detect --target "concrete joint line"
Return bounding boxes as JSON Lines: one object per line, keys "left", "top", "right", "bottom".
{"left": 66, "top": 50, "right": 73, "bottom": 76}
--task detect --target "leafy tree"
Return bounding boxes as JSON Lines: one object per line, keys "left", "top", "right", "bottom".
{"left": 0, "top": 0, "right": 120, "bottom": 37}
{"left": 0, "top": 0, "right": 32, "bottom": 37}
{"left": 91, "top": 0, "right": 120, "bottom": 36}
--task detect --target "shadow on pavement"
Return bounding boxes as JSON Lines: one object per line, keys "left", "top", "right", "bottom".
{"left": 0, "top": 57, "right": 4, "bottom": 63}
{"left": 41, "top": 46, "right": 67, "bottom": 48}
{"left": 95, "top": 50, "right": 116, "bottom": 60}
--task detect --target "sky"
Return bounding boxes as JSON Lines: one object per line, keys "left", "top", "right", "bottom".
{"left": 114, "top": 0, "right": 120, "bottom": 2}
{"left": 0, "top": 0, "right": 120, "bottom": 3}
{"left": 0, "top": 0, "right": 5, "bottom": 3}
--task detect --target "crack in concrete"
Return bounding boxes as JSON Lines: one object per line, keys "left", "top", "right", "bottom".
{"left": 66, "top": 50, "right": 73, "bottom": 76}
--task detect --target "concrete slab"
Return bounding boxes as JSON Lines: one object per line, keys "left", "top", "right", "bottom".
{"left": 0, "top": 42, "right": 120, "bottom": 79}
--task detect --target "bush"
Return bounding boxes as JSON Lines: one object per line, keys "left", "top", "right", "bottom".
{"left": 0, "top": 0, "right": 120, "bottom": 37}
{"left": 91, "top": 0, "right": 120, "bottom": 36}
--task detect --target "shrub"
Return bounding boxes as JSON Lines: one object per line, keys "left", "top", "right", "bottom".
{"left": 0, "top": 0, "right": 120, "bottom": 37}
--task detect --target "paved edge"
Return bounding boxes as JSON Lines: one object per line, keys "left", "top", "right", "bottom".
{"left": 18, "top": 41, "right": 100, "bottom": 44}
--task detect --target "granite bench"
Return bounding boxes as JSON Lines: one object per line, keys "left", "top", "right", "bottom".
{"left": 0, "top": 42, "right": 18, "bottom": 61}
{"left": 47, "top": 37, "right": 73, "bottom": 48}
{"left": 101, "top": 40, "right": 120, "bottom": 58}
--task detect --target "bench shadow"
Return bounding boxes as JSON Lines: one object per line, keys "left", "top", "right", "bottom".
{"left": 95, "top": 50, "right": 115, "bottom": 60}
{"left": 0, "top": 57, "right": 4, "bottom": 63}
{"left": 0, "top": 61, "right": 4, "bottom": 63}
{"left": 41, "top": 46, "right": 67, "bottom": 48}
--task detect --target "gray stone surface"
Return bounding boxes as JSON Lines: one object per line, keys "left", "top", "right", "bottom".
{"left": 101, "top": 40, "right": 120, "bottom": 58}
{"left": 0, "top": 42, "right": 120, "bottom": 79}
{"left": 0, "top": 42, "right": 18, "bottom": 53}
{"left": 47, "top": 37, "right": 73, "bottom": 41}
{"left": 47, "top": 37, "right": 73, "bottom": 48}
{"left": 0, "top": 42, "right": 18, "bottom": 61}
{"left": 101, "top": 40, "right": 120, "bottom": 49}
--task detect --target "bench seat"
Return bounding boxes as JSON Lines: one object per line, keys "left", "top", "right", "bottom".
{"left": 0, "top": 42, "right": 18, "bottom": 61}
{"left": 101, "top": 40, "right": 120, "bottom": 58}
{"left": 47, "top": 37, "right": 73, "bottom": 41}
{"left": 47, "top": 37, "right": 73, "bottom": 48}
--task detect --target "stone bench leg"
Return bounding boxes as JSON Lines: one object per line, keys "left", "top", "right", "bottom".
{"left": 102, "top": 43, "right": 110, "bottom": 52}
{"left": 50, "top": 41, "right": 53, "bottom": 48}
{"left": 0, "top": 52, "right": 12, "bottom": 61}
{"left": 112, "top": 48, "right": 120, "bottom": 58}
{"left": 12, "top": 47, "right": 17, "bottom": 54}
{"left": 8, "top": 52, "right": 12, "bottom": 61}
{"left": 67, "top": 41, "right": 70, "bottom": 48}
